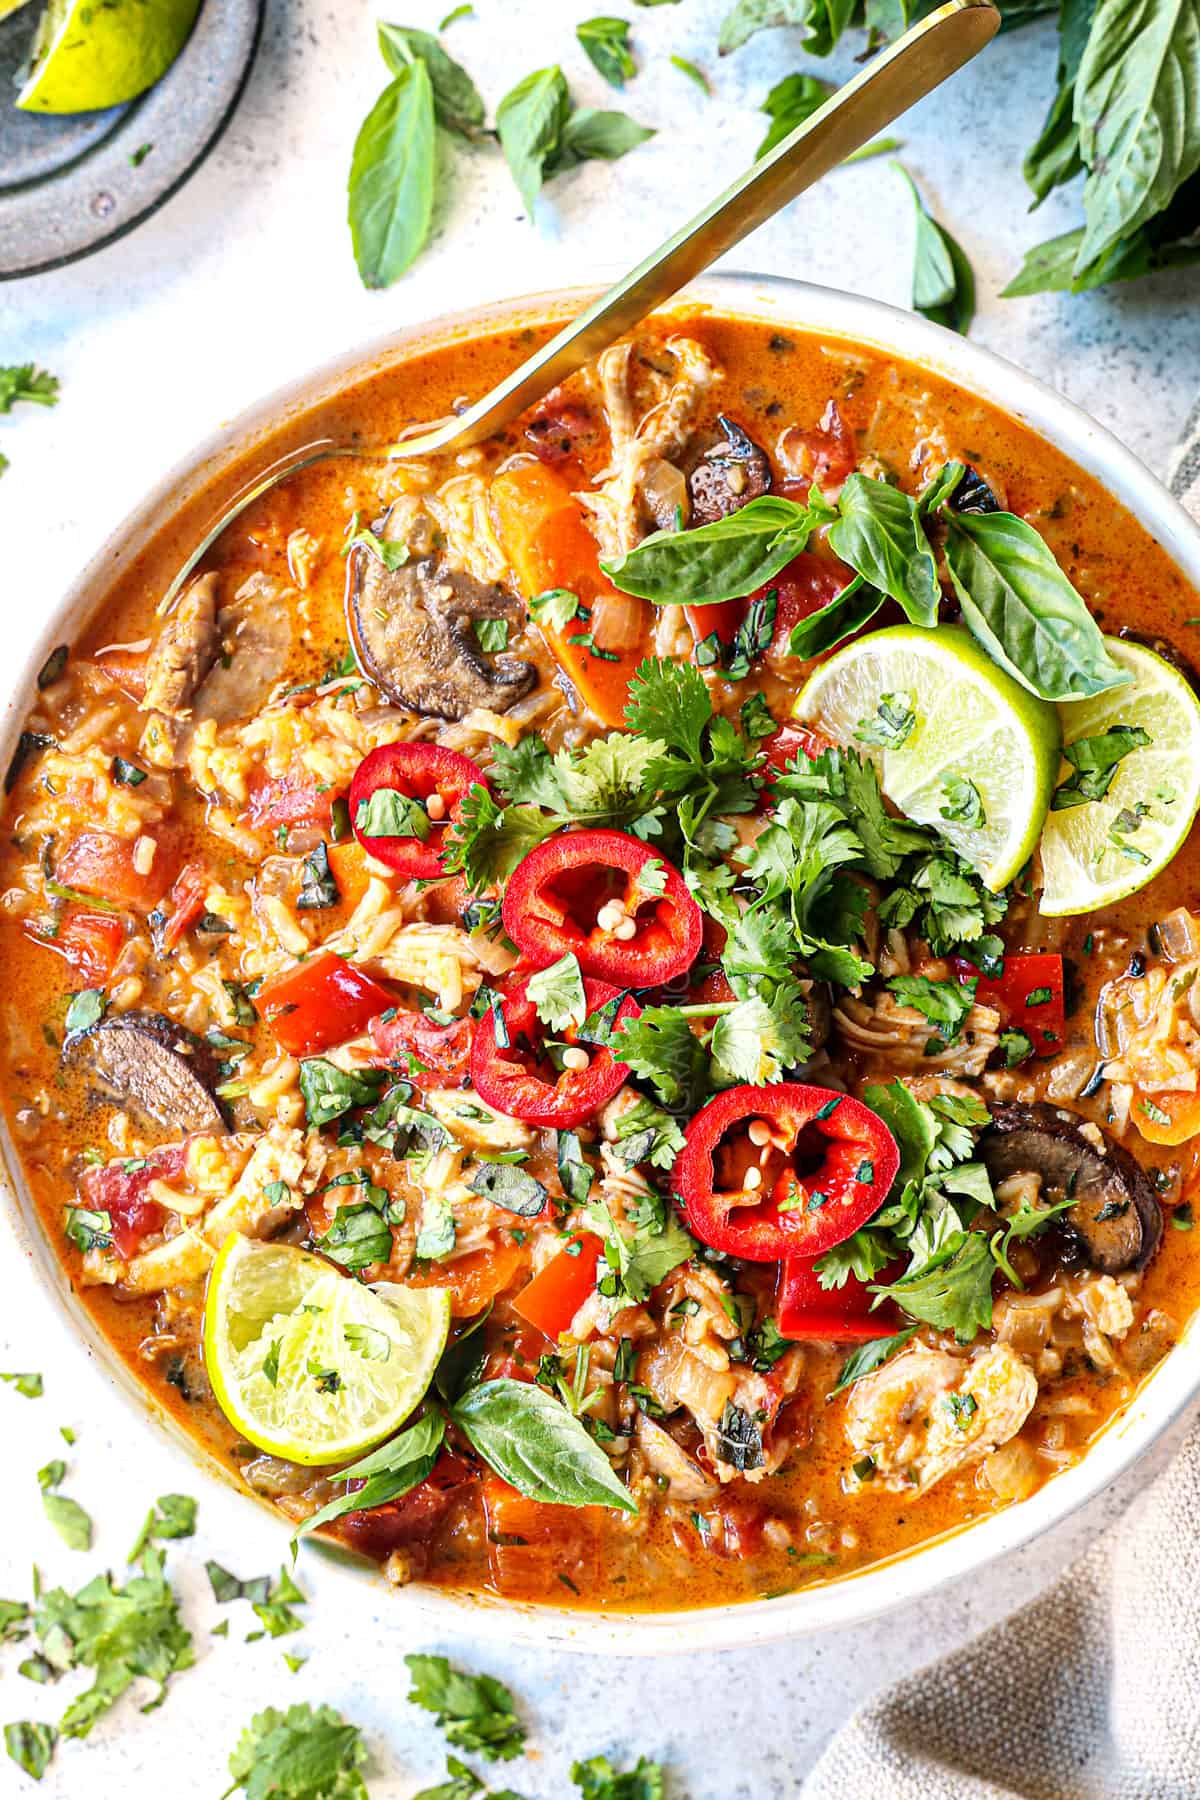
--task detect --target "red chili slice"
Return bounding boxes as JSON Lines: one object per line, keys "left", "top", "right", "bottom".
{"left": 776, "top": 1255, "right": 904, "bottom": 1342}
{"left": 350, "top": 743, "right": 485, "bottom": 880}
{"left": 470, "top": 975, "right": 640, "bottom": 1129}
{"left": 951, "top": 951, "right": 1065, "bottom": 1058}
{"left": 368, "top": 1008, "right": 474, "bottom": 1090}
{"left": 672, "top": 1082, "right": 899, "bottom": 1263}
{"left": 259, "top": 951, "right": 394, "bottom": 1056}
{"left": 80, "top": 1143, "right": 187, "bottom": 1260}
{"left": 502, "top": 829, "right": 702, "bottom": 988}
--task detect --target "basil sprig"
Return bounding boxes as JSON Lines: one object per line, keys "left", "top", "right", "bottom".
{"left": 827, "top": 473, "right": 939, "bottom": 627}
{"left": 450, "top": 1377, "right": 636, "bottom": 1511}
{"left": 603, "top": 494, "right": 819, "bottom": 604}
{"left": 348, "top": 58, "right": 436, "bottom": 288}
{"left": 294, "top": 1411, "right": 446, "bottom": 1541}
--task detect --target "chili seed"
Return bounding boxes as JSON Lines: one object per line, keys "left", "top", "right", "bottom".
{"left": 561, "top": 1047, "right": 589, "bottom": 1072}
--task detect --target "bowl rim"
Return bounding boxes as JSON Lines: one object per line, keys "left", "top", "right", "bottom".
{"left": 6, "top": 270, "right": 1200, "bottom": 1655}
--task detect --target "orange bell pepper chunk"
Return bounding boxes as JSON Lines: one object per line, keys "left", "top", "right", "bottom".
{"left": 1133, "top": 1090, "right": 1200, "bottom": 1146}
{"left": 511, "top": 1231, "right": 604, "bottom": 1338}
{"left": 491, "top": 461, "right": 649, "bottom": 728}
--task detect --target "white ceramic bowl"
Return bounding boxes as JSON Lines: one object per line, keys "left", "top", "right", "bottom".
{"left": 6, "top": 273, "right": 1200, "bottom": 1655}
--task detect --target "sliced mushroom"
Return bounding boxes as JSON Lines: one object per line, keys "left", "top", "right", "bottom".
{"left": 347, "top": 507, "right": 535, "bottom": 720}
{"left": 946, "top": 464, "right": 1002, "bottom": 515}
{"left": 980, "top": 1102, "right": 1162, "bottom": 1274}
{"left": 65, "top": 1010, "right": 227, "bottom": 1136}
{"left": 635, "top": 1414, "right": 720, "bottom": 1504}
{"left": 142, "top": 573, "right": 220, "bottom": 718}
{"left": 687, "top": 415, "right": 772, "bottom": 525}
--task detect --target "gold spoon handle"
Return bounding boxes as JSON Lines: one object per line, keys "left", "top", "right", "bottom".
{"left": 399, "top": 0, "right": 999, "bottom": 457}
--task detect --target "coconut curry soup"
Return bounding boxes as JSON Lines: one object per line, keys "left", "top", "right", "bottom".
{"left": 6, "top": 313, "right": 1200, "bottom": 1615}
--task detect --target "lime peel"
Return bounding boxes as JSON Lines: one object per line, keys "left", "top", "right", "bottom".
{"left": 17, "top": 0, "right": 201, "bottom": 114}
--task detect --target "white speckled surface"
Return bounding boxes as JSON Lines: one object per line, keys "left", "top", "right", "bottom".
{"left": 2, "top": 1, "right": 1199, "bottom": 1792}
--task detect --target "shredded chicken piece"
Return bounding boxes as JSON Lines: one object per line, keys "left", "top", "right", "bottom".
{"left": 576, "top": 335, "right": 721, "bottom": 559}
{"left": 844, "top": 1343, "right": 1037, "bottom": 1495}
{"left": 836, "top": 990, "right": 1001, "bottom": 1076}
{"left": 142, "top": 572, "right": 219, "bottom": 719}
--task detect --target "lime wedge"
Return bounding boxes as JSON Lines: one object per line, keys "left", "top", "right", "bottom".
{"left": 203, "top": 1236, "right": 451, "bottom": 1467}
{"left": 1038, "top": 636, "right": 1200, "bottom": 916}
{"left": 16, "top": 0, "right": 200, "bottom": 113}
{"left": 793, "top": 624, "right": 1061, "bottom": 891}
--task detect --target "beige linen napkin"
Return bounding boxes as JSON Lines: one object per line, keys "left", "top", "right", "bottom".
{"left": 804, "top": 418, "right": 1200, "bottom": 1800}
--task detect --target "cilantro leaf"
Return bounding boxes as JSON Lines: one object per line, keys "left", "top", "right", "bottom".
{"left": 585, "top": 1192, "right": 695, "bottom": 1306}
{"left": 613, "top": 1098, "right": 686, "bottom": 1171}
{"left": 527, "top": 951, "right": 587, "bottom": 1031}
{"left": 612, "top": 1005, "right": 710, "bottom": 1111}
{"left": 128, "top": 1493, "right": 197, "bottom": 1564}
{"left": 1051, "top": 724, "right": 1151, "bottom": 809}
{"left": 0, "top": 1370, "right": 42, "bottom": 1398}
{"left": 887, "top": 973, "right": 977, "bottom": 1045}
{"left": 709, "top": 992, "right": 809, "bottom": 1084}
{"left": 443, "top": 785, "right": 556, "bottom": 892}
{"left": 623, "top": 657, "right": 717, "bottom": 764}
{"left": 405, "top": 1654, "right": 526, "bottom": 1762}
{"left": 227, "top": 1701, "right": 368, "bottom": 1799}
{"left": 0, "top": 365, "right": 60, "bottom": 413}
{"left": 873, "top": 1231, "right": 997, "bottom": 1342}
{"left": 5, "top": 1722, "right": 58, "bottom": 1781}
{"left": 572, "top": 1753, "right": 666, "bottom": 1800}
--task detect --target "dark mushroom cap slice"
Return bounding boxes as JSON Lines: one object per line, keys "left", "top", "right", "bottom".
{"left": 347, "top": 508, "right": 535, "bottom": 721}
{"left": 64, "top": 1010, "right": 227, "bottom": 1136}
{"left": 687, "top": 414, "right": 772, "bottom": 526}
{"left": 980, "top": 1101, "right": 1162, "bottom": 1274}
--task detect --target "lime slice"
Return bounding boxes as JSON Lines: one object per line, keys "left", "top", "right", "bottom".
{"left": 793, "top": 623, "right": 1061, "bottom": 890}
{"left": 1038, "top": 636, "right": 1200, "bottom": 916}
{"left": 203, "top": 1236, "right": 451, "bottom": 1466}
{"left": 16, "top": 0, "right": 200, "bottom": 114}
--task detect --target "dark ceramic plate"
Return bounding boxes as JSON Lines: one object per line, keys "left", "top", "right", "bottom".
{"left": 0, "top": 0, "right": 263, "bottom": 279}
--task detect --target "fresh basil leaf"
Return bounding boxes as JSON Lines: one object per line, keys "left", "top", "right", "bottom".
{"left": 295, "top": 1411, "right": 446, "bottom": 1539}
{"left": 577, "top": 16, "right": 635, "bottom": 87}
{"left": 557, "top": 107, "right": 654, "bottom": 165}
{"left": 496, "top": 65, "right": 572, "bottom": 215}
{"left": 355, "top": 787, "right": 431, "bottom": 840}
{"left": 828, "top": 1327, "right": 919, "bottom": 1396}
{"left": 719, "top": 0, "right": 814, "bottom": 55}
{"left": 893, "top": 162, "right": 975, "bottom": 334}
{"left": 827, "top": 472, "right": 939, "bottom": 625}
{"left": 755, "top": 72, "right": 830, "bottom": 157}
{"left": 64, "top": 1206, "right": 112, "bottom": 1253}
{"left": 468, "top": 1162, "right": 548, "bottom": 1217}
{"left": 298, "top": 1060, "right": 385, "bottom": 1128}
{"left": 557, "top": 1131, "right": 595, "bottom": 1203}
{"left": 64, "top": 988, "right": 105, "bottom": 1036}
{"left": 296, "top": 842, "right": 340, "bottom": 911}
{"left": 1074, "top": 0, "right": 1200, "bottom": 271}
{"left": 603, "top": 495, "right": 816, "bottom": 605}
{"left": 450, "top": 1377, "right": 636, "bottom": 1510}
{"left": 377, "top": 23, "right": 485, "bottom": 138}
{"left": 943, "top": 509, "right": 1129, "bottom": 700}
{"left": 348, "top": 63, "right": 436, "bottom": 288}
{"left": 786, "top": 574, "right": 884, "bottom": 658}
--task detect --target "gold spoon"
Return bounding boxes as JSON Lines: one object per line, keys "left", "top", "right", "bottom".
{"left": 161, "top": 0, "right": 998, "bottom": 614}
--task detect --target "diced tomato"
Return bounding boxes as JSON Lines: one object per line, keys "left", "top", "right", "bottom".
{"left": 711, "top": 1497, "right": 769, "bottom": 1560}
{"left": 80, "top": 1144, "right": 187, "bottom": 1260}
{"left": 26, "top": 906, "right": 124, "bottom": 984}
{"left": 501, "top": 829, "right": 702, "bottom": 989}
{"left": 93, "top": 646, "right": 149, "bottom": 702}
{"left": 158, "top": 861, "right": 209, "bottom": 952}
{"left": 350, "top": 743, "right": 486, "bottom": 881}
{"left": 779, "top": 399, "right": 858, "bottom": 496}
{"left": 758, "top": 553, "right": 856, "bottom": 660}
{"left": 470, "top": 977, "right": 640, "bottom": 1130}
{"left": 56, "top": 829, "right": 180, "bottom": 913}
{"left": 246, "top": 771, "right": 333, "bottom": 831}
{"left": 512, "top": 1233, "right": 604, "bottom": 1338}
{"left": 481, "top": 1474, "right": 601, "bottom": 1596}
{"left": 492, "top": 461, "right": 649, "bottom": 728}
{"left": 684, "top": 597, "right": 749, "bottom": 654}
{"left": 952, "top": 951, "right": 1065, "bottom": 1057}
{"left": 258, "top": 951, "right": 394, "bottom": 1055}
{"left": 408, "top": 1241, "right": 530, "bottom": 1317}
{"left": 762, "top": 722, "right": 833, "bottom": 779}
{"left": 776, "top": 1255, "right": 904, "bottom": 1341}
{"left": 338, "top": 1451, "right": 478, "bottom": 1558}
{"left": 368, "top": 1007, "right": 474, "bottom": 1089}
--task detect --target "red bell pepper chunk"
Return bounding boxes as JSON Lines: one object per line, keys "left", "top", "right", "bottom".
{"left": 952, "top": 951, "right": 1065, "bottom": 1057}
{"left": 259, "top": 951, "right": 394, "bottom": 1056}
{"left": 762, "top": 552, "right": 857, "bottom": 659}
{"left": 776, "top": 1255, "right": 904, "bottom": 1342}
{"left": 684, "top": 597, "right": 748, "bottom": 654}
{"left": 368, "top": 1007, "right": 474, "bottom": 1089}
{"left": 470, "top": 976, "right": 640, "bottom": 1130}
{"left": 350, "top": 742, "right": 486, "bottom": 880}
{"left": 27, "top": 906, "right": 125, "bottom": 985}
{"left": 512, "top": 1233, "right": 604, "bottom": 1338}
{"left": 246, "top": 771, "right": 334, "bottom": 831}
{"left": 80, "top": 1144, "right": 188, "bottom": 1260}
{"left": 672, "top": 1082, "right": 900, "bottom": 1263}
{"left": 502, "top": 829, "right": 702, "bottom": 989}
